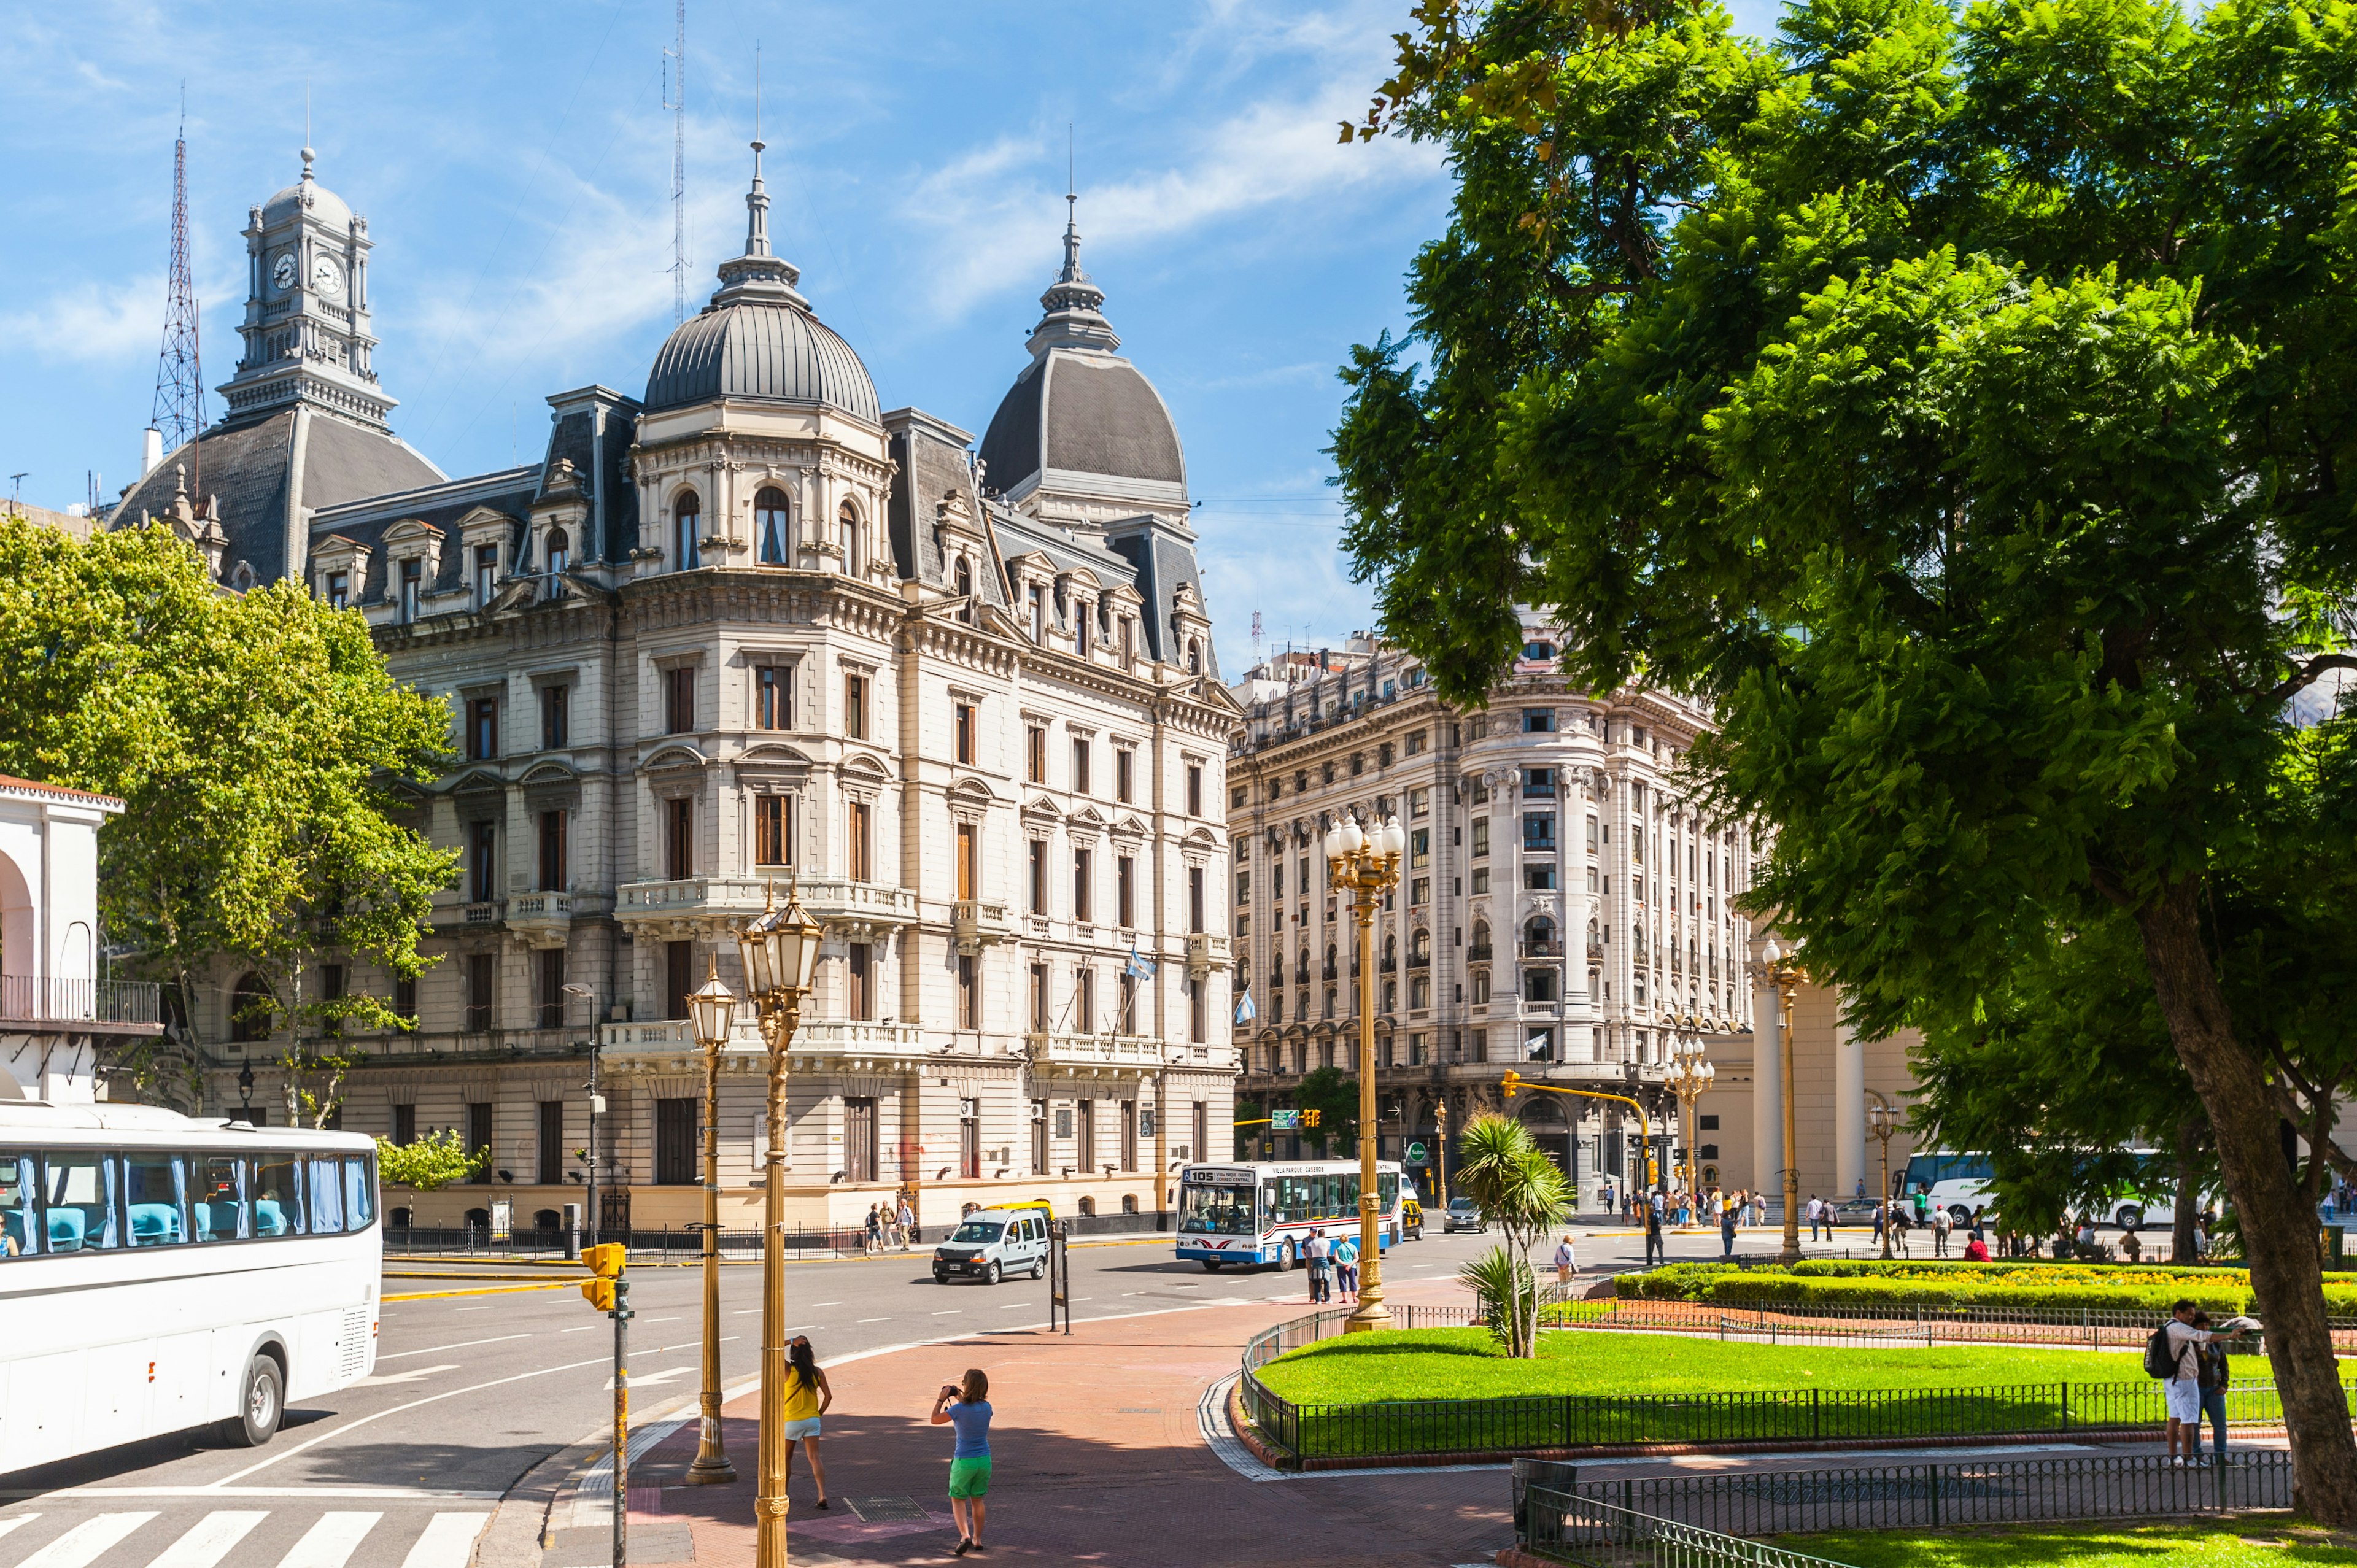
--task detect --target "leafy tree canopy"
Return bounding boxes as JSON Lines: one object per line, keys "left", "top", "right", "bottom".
{"left": 377, "top": 1129, "right": 486, "bottom": 1192}
{"left": 1295, "top": 1065, "right": 1361, "bottom": 1156}
{"left": 0, "top": 520, "right": 457, "bottom": 1117}
{"left": 1333, "top": 0, "right": 2357, "bottom": 1516}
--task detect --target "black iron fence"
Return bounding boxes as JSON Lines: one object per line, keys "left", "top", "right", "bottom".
{"left": 1515, "top": 1452, "right": 2294, "bottom": 1562}
{"left": 1553, "top": 1297, "right": 2357, "bottom": 1356}
{"left": 0, "top": 974, "right": 160, "bottom": 1025}
{"left": 1523, "top": 1490, "right": 1859, "bottom": 1568}
{"left": 1238, "top": 1311, "right": 2336, "bottom": 1464}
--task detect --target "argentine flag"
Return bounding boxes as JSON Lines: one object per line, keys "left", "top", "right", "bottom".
{"left": 1234, "top": 987, "right": 1257, "bottom": 1025}
{"left": 1124, "top": 946, "right": 1158, "bottom": 979}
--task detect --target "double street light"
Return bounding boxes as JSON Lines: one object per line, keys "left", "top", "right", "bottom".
{"left": 1759, "top": 938, "right": 1807, "bottom": 1265}
{"left": 1662, "top": 1015, "right": 1714, "bottom": 1195}
{"left": 669, "top": 883, "right": 823, "bottom": 1567}
{"left": 1322, "top": 811, "right": 1406, "bottom": 1335}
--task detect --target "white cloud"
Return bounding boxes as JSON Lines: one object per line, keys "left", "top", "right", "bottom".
{"left": 0, "top": 274, "right": 166, "bottom": 365}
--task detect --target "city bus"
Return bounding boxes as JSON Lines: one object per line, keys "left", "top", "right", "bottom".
{"left": 0, "top": 1100, "right": 382, "bottom": 1473}
{"left": 1903, "top": 1146, "right": 2189, "bottom": 1230}
{"left": 1174, "top": 1159, "right": 1407, "bottom": 1271}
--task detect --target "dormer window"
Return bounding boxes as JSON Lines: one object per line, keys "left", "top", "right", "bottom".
{"left": 1076, "top": 599, "right": 1093, "bottom": 658}
{"left": 544, "top": 528, "right": 570, "bottom": 598}
{"left": 675, "top": 491, "right": 701, "bottom": 570}
{"left": 325, "top": 571, "right": 349, "bottom": 609}
{"left": 474, "top": 545, "right": 498, "bottom": 611}
{"left": 756, "top": 487, "right": 791, "bottom": 566}
{"left": 840, "top": 500, "right": 861, "bottom": 577}
{"left": 1186, "top": 638, "right": 1202, "bottom": 675}
{"left": 1029, "top": 584, "right": 1045, "bottom": 644}
{"left": 954, "top": 557, "right": 975, "bottom": 623}
{"left": 400, "top": 558, "right": 422, "bottom": 623}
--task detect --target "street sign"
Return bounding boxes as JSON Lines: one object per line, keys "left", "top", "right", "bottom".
{"left": 1271, "top": 1110, "right": 1301, "bottom": 1130}
{"left": 1405, "top": 1141, "right": 1428, "bottom": 1162}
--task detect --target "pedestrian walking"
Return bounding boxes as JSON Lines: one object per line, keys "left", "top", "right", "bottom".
{"left": 780, "top": 1335, "right": 834, "bottom": 1510}
{"left": 1806, "top": 1194, "right": 1825, "bottom": 1242}
{"left": 897, "top": 1195, "right": 918, "bottom": 1250}
{"left": 931, "top": 1367, "right": 993, "bottom": 1555}
{"left": 1303, "top": 1230, "right": 1334, "bottom": 1303}
{"left": 1932, "top": 1205, "right": 1953, "bottom": 1257}
{"left": 1644, "top": 1200, "right": 1665, "bottom": 1268}
{"left": 1854, "top": 1176, "right": 1866, "bottom": 1201}
{"left": 1333, "top": 1232, "right": 1360, "bottom": 1300}
{"left": 2193, "top": 1311, "right": 2233, "bottom": 1466}
{"left": 864, "top": 1204, "right": 882, "bottom": 1256}
{"left": 1554, "top": 1233, "right": 1577, "bottom": 1292}
{"left": 1719, "top": 1193, "right": 1738, "bottom": 1261}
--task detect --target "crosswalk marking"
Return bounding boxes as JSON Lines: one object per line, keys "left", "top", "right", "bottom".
{"left": 274, "top": 1512, "right": 380, "bottom": 1568}
{"left": 0, "top": 1520, "right": 34, "bottom": 1542}
{"left": 18, "top": 1513, "right": 157, "bottom": 1568}
{"left": 148, "top": 1512, "right": 266, "bottom": 1568}
{"left": 398, "top": 1512, "right": 490, "bottom": 1568}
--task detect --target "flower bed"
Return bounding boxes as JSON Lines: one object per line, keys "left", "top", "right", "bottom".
{"left": 1615, "top": 1260, "right": 2357, "bottom": 1316}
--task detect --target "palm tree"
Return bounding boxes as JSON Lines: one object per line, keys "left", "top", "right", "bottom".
{"left": 1453, "top": 1114, "right": 1571, "bottom": 1358}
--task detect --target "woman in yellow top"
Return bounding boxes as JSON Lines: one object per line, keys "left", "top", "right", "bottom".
{"left": 781, "top": 1335, "right": 834, "bottom": 1509}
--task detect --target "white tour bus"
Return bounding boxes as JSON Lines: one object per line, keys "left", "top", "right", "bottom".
{"left": 0, "top": 1100, "right": 382, "bottom": 1473}
{"left": 1904, "top": 1146, "right": 2186, "bottom": 1230}
{"left": 1175, "top": 1159, "right": 1407, "bottom": 1270}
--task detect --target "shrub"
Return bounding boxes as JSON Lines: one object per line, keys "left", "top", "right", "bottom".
{"left": 1611, "top": 1258, "right": 2357, "bottom": 1316}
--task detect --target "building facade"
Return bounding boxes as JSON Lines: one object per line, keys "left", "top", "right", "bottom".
{"left": 144, "top": 145, "right": 1237, "bottom": 1235}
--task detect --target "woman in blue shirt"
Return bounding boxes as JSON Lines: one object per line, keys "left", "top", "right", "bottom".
{"left": 929, "top": 1367, "right": 993, "bottom": 1555}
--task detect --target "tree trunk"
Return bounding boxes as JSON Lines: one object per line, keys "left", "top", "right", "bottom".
{"left": 2135, "top": 878, "right": 2357, "bottom": 1523}
{"left": 2173, "top": 1116, "right": 2202, "bottom": 1264}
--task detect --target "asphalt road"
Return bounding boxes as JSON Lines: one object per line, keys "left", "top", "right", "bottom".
{"left": 0, "top": 1219, "right": 1823, "bottom": 1567}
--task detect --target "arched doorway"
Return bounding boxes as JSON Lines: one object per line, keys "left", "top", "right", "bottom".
{"left": 1517, "top": 1096, "right": 1574, "bottom": 1181}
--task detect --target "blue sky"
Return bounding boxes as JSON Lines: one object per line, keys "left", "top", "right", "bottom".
{"left": 1, "top": 0, "right": 1779, "bottom": 668}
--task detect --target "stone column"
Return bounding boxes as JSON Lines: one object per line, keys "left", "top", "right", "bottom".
{"left": 1835, "top": 1016, "right": 1866, "bottom": 1200}
{"left": 1752, "top": 959, "right": 1783, "bottom": 1196}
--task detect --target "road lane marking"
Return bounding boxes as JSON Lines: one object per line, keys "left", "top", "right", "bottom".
{"left": 0, "top": 1518, "right": 34, "bottom": 1541}
{"left": 641, "top": 1316, "right": 683, "bottom": 1323}
{"left": 18, "top": 1512, "right": 157, "bottom": 1567}
{"left": 930, "top": 1310, "right": 961, "bottom": 1316}
{"left": 562, "top": 1326, "right": 595, "bottom": 1333}
{"left": 810, "top": 1302, "right": 842, "bottom": 1307}
{"left": 352, "top": 1364, "right": 458, "bottom": 1388}
{"left": 0, "top": 1489, "right": 500, "bottom": 1502}
{"left": 399, "top": 1512, "right": 492, "bottom": 1568}
{"left": 276, "top": 1511, "right": 381, "bottom": 1567}
{"left": 148, "top": 1510, "right": 266, "bottom": 1568}
{"left": 856, "top": 1317, "right": 891, "bottom": 1323}
{"left": 450, "top": 1305, "right": 496, "bottom": 1313}
{"left": 377, "top": 1335, "right": 529, "bottom": 1361}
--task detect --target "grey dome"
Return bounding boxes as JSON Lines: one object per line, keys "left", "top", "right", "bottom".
{"left": 977, "top": 349, "right": 1185, "bottom": 496}
{"left": 261, "top": 151, "right": 352, "bottom": 228}
{"left": 643, "top": 301, "right": 880, "bottom": 424}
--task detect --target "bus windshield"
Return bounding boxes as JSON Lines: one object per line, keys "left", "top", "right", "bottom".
{"left": 1902, "top": 1152, "right": 1993, "bottom": 1192}
{"left": 1180, "top": 1183, "right": 1255, "bottom": 1235}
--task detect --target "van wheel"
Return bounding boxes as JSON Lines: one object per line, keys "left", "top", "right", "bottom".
{"left": 1202, "top": 1259, "right": 1223, "bottom": 1272}
{"left": 1030, "top": 1257, "right": 1045, "bottom": 1280}
{"left": 933, "top": 1268, "right": 949, "bottom": 1284}
{"left": 983, "top": 1259, "right": 1001, "bottom": 1286}
{"left": 221, "top": 1354, "right": 282, "bottom": 1448}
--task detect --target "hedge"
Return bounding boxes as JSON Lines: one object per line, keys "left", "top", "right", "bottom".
{"left": 1613, "top": 1261, "right": 2357, "bottom": 1316}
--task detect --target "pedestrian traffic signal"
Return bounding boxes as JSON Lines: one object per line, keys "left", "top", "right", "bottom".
{"left": 581, "top": 1242, "right": 626, "bottom": 1312}
{"left": 1501, "top": 1070, "right": 1521, "bottom": 1099}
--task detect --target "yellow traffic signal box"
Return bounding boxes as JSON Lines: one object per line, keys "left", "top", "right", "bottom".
{"left": 581, "top": 1242, "right": 626, "bottom": 1312}
{"left": 1501, "top": 1070, "right": 1522, "bottom": 1098}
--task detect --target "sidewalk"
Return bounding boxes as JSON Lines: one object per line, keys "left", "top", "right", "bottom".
{"left": 557, "top": 1281, "right": 1509, "bottom": 1567}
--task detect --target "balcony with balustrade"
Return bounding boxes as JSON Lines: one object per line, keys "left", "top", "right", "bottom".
{"left": 0, "top": 975, "right": 161, "bottom": 1038}
{"left": 953, "top": 898, "right": 1013, "bottom": 952}
{"left": 597, "top": 1014, "right": 940, "bottom": 1074}
{"left": 1186, "top": 931, "right": 1231, "bottom": 977}
{"left": 508, "top": 890, "right": 611, "bottom": 948}
{"left": 1026, "top": 1031, "right": 1177, "bottom": 1078}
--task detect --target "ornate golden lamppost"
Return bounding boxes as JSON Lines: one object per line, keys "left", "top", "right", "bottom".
{"left": 1663, "top": 1014, "right": 1714, "bottom": 1195}
{"left": 735, "top": 884, "right": 824, "bottom": 1568}
{"left": 1759, "top": 938, "right": 1806, "bottom": 1265}
{"left": 1322, "top": 811, "right": 1405, "bottom": 1334}
{"left": 1866, "top": 1088, "right": 1902, "bottom": 1261}
{"left": 685, "top": 959, "right": 741, "bottom": 1485}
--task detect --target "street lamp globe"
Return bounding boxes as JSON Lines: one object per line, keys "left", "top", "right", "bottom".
{"left": 1380, "top": 817, "right": 1407, "bottom": 857}
{"left": 687, "top": 958, "right": 739, "bottom": 1052}
{"left": 1342, "top": 816, "right": 1365, "bottom": 855}
{"left": 1762, "top": 938, "right": 1782, "bottom": 965}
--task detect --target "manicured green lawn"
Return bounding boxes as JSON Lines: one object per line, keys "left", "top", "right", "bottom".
{"left": 1256, "top": 1327, "right": 2154, "bottom": 1404}
{"left": 1779, "top": 1520, "right": 2357, "bottom": 1567}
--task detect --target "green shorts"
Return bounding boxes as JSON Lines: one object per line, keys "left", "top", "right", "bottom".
{"left": 948, "top": 1456, "right": 992, "bottom": 1498}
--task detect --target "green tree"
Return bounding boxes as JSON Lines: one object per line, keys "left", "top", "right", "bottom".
{"left": 377, "top": 1129, "right": 486, "bottom": 1191}
{"left": 1295, "top": 1066, "right": 1360, "bottom": 1156}
{"left": 0, "top": 519, "right": 457, "bottom": 1123}
{"left": 1333, "top": 0, "right": 2357, "bottom": 1515}
{"left": 1453, "top": 1113, "right": 1571, "bottom": 1356}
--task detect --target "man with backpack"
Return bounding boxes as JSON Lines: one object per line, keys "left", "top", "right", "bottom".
{"left": 2146, "top": 1299, "right": 2249, "bottom": 1464}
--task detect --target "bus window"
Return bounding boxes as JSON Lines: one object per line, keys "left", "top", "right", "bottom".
{"left": 42, "top": 1151, "right": 117, "bottom": 1251}
{"left": 308, "top": 1156, "right": 347, "bottom": 1234}
{"left": 194, "top": 1154, "right": 247, "bottom": 1242}
{"left": 252, "top": 1154, "right": 305, "bottom": 1237}
{"left": 0, "top": 1154, "right": 31, "bottom": 1257}
{"left": 1380, "top": 1171, "right": 1398, "bottom": 1210}
{"left": 125, "top": 1153, "right": 188, "bottom": 1246}
{"left": 344, "top": 1156, "right": 376, "bottom": 1230}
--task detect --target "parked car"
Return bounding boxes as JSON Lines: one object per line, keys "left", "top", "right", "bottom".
{"left": 932, "top": 1206, "right": 1051, "bottom": 1284}
{"left": 1443, "top": 1197, "right": 1486, "bottom": 1234}
{"left": 1399, "top": 1195, "right": 1425, "bottom": 1240}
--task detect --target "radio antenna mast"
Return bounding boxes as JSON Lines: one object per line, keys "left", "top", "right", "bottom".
{"left": 152, "top": 83, "right": 204, "bottom": 504}
{"left": 662, "top": 0, "right": 688, "bottom": 324}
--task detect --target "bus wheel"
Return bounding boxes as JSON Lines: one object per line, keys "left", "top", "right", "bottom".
{"left": 2116, "top": 1204, "right": 2145, "bottom": 1230}
{"left": 1202, "top": 1259, "right": 1224, "bottom": 1272}
{"left": 1279, "top": 1240, "right": 1297, "bottom": 1271}
{"left": 223, "top": 1354, "right": 283, "bottom": 1448}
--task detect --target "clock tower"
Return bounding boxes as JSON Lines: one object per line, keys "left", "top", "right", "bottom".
{"left": 218, "top": 147, "right": 396, "bottom": 433}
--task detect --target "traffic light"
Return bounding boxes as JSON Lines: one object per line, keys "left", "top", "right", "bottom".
{"left": 581, "top": 1242, "right": 626, "bottom": 1312}
{"left": 1501, "top": 1070, "right": 1522, "bottom": 1099}
{"left": 1303, "top": 1109, "right": 1322, "bottom": 1128}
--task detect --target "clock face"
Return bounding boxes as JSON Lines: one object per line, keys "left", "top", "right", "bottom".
{"left": 271, "top": 252, "right": 296, "bottom": 290}
{"left": 311, "top": 255, "right": 344, "bottom": 296}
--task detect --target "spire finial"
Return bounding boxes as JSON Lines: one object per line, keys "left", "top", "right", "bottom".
{"left": 1027, "top": 139, "right": 1118, "bottom": 358}
{"left": 302, "top": 82, "right": 313, "bottom": 177}
{"left": 705, "top": 69, "right": 807, "bottom": 310}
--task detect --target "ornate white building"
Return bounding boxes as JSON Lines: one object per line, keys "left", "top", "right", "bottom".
{"left": 133, "top": 144, "right": 1239, "bottom": 1235}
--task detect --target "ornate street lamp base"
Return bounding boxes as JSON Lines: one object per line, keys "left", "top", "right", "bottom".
{"left": 686, "top": 1451, "right": 738, "bottom": 1485}
{"left": 1342, "top": 1299, "right": 1393, "bottom": 1333}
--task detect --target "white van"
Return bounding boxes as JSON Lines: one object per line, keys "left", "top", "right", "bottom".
{"left": 931, "top": 1207, "right": 1051, "bottom": 1285}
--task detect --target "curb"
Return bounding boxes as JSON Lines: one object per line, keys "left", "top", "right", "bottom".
{"left": 384, "top": 1282, "right": 578, "bottom": 1302}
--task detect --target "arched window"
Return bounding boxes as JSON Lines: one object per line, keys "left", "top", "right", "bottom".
{"left": 839, "top": 500, "right": 861, "bottom": 577}
{"left": 544, "top": 527, "right": 569, "bottom": 598}
{"left": 1471, "top": 920, "right": 1491, "bottom": 957}
{"left": 1186, "top": 638, "right": 1202, "bottom": 674}
{"left": 1410, "top": 928, "right": 1432, "bottom": 964}
{"left": 1382, "top": 933, "right": 1397, "bottom": 968}
{"left": 1525, "top": 916, "right": 1557, "bottom": 954}
{"left": 673, "top": 491, "right": 701, "bottom": 570}
{"left": 756, "top": 486, "right": 792, "bottom": 566}
{"left": 954, "top": 557, "right": 974, "bottom": 622}
{"left": 229, "top": 973, "right": 273, "bottom": 1043}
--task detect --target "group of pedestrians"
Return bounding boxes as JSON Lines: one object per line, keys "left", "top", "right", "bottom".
{"left": 776, "top": 1329, "right": 1001, "bottom": 1555}
{"left": 1301, "top": 1230, "right": 1363, "bottom": 1303}
{"left": 862, "top": 1196, "right": 919, "bottom": 1254}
